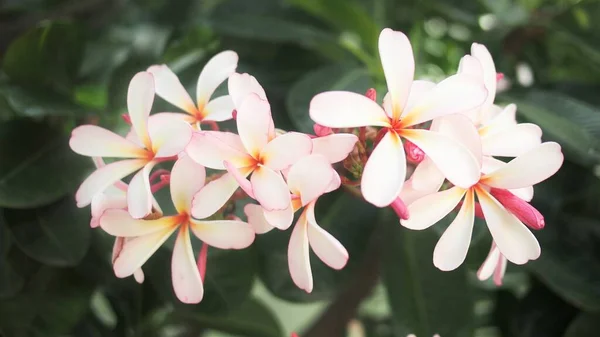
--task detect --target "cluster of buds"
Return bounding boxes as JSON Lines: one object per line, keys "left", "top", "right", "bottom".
{"left": 70, "top": 27, "right": 563, "bottom": 308}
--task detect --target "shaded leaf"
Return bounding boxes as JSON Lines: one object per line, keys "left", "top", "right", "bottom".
{"left": 564, "top": 312, "right": 600, "bottom": 337}
{"left": 0, "top": 84, "right": 87, "bottom": 118}
{"left": 0, "top": 219, "right": 23, "bottom": 298}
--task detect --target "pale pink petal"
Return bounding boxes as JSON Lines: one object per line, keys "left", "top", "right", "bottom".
{"left": 477, "top": 243, "right": 501, "bottom": 281}
{"left": 112, "top": 237, "right": 145, "bottom": 283}
{"left": 263, "top": 204, "right": 295, "bottom": 230}
{"left": 481, "top": 142, "right": 563, "bottom": 189}
{"left": 251, "top": 166, "right": 290, "bottom": 211}
{"left": 244, "top": 204, "right": 275, "bottom": 234}
{"left": 458, "top": 55, "right": 484, "bottom": 81}
{"left": 479, "top": 104, "right": 517, "bottom": 131}
{"left": 76, "top": 159, "right": 147, "bottom": 207}
{"left": 476, "top": 187, "right": 540, "bottom": 264}
{"left": 402, "top": 80, "right": 436, "bottom": 116}
{"left": 401, "top": 186, "right": 466, "bottom": 230}
{"left": 127, "top": 163, "right": 155, "bottom": 219}
{"left": 471, "top": 43, "right": 497, "bottom": 107}
{"left": 147, "top": 64, "right": 197, "bottom": 114}
{"left": 196, "top": 51, "right": 238, "bottom": 107}
{"left": 361, "top": 131, "right": 406, "bottom": 207}
{"left": 287, "top": 154, "right": 333, "bottom": 205}
{"left": 481, "top": 123, "right": 542, "bottom": 157}
{"left": 402, "top": 74, "right": 487, "bottom": 127}
{"left": 191, "top": 173, "right": 240, "bottom": 219}
{"left": 147, "top": 115, "right": 192, "bottom": 157}
{"left": 409, "top": 157, "right": 445, "bottom": 192}
{"left": 236, "top": 93, "right": 272, "bottom": 156}
{"left": 189, "top": 219, "right": 255, "bottom": 249}
{"left": 378, "top": 28, "right": 415, "bottom": 120}
{"left": 261, "top": 132, "right": 313, "bottom": 170}
{"left": 325, "top": 171, "right": 341, "bottom": 193}
{"left": 133, "top": 269, "right": 145, "bottom": 283}
{"left": 432, "top": 114, "right": 483, "bottom": 166}
{"left": 309, "top": 91, "right": 390, "bottom": 128}
{"left": 70, "top": 125, "right": 146, "bottom": 158}
{"left": 224, "top": 161, "right": 255, "bottom": 198}
{"left": 186, "top": 131, "right": 253, "bottom": 170}
{"left": 170, "top": 155, "right": 206, "bottom": 214}
{"left": 495, "top": 255, "right": 508, "bottom": 286}
{"left": 288, "top": 211, "right": 313, "bottom": 293}
{"left": 311, "top": 134, "right": 358, "bottom": 164}
{"left": 228, "top": 72, "right": 268, "bottom": 108}
{"left": 481, "top": 155, "right": 505, "bottom": 175}
{"left": 433, "top": 189, "right": 476, "bottom": 271}
{"left": 91, "top": 191, "right": 127, "bottom": 227}
{"left": 203, "top": 95, "right": 235, "bottom": 121}
{"left": 100, "top": 209, "right": 179, "bottom": 236}
{"left": 401, "top": 129, "right": 480, "bottom": 188}
{"left": 127, "top": 72, "right": 155, "bottom": 149}
{"left": 399, "top": 178, "right": 441, "bottom": 205}
{"left": 171, "top": 227, "right": 204, "bottom": 304}
{"left": 306, "top": 202, "right": 348, "bottom": 270}
{"left": 510, "top": 186, "right": 534, "bottom": 202}
{"left": 113, "top": 226, "right": 177, "bottom": 277}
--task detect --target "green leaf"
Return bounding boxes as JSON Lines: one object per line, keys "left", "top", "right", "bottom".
{"left": 3, "top": 196, "right": 92, "bottom": 267}
{"left": 286, "top": 63, "right": 372, "bottom": 134}
{"left": 564, "top": 312, "right": 600, "bottom": 337}
{"left": 0, "top": 118, "right": 92, "bottom": 208}
{"left": 2, "top": 20, "right": 84, "bottom": 91}
{"left": 171, "top": 298, "right": 284, "bottom": 337}
{"left": 500, "top": 90, "right": 600, "bottom": 166}
{"left": 0, "top": 84, "right": 87, "bottom": 118}
{"left": 381, "top": 209, "right": 474, "bottom": 337}
{"left": 0, "top": 220, "right": 24, "bottom": 298}
{"left": 257, "top": 189, "right": 378, "bottom": 302}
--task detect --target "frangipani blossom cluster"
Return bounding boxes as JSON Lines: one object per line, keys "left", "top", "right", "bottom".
{"left": 70, "top": 27, "right": 563, "bottom": 305}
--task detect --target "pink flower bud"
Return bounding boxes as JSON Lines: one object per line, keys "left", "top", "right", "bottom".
{"left": 232, "top": 109, "right": 237, "bottom": 120}
{"left": 496, "top": 72, "right": 505, "bottom": 82}
{"left": 404, "top": 139, "right": 425, "bottom": 163}
{"left": 313, "top": 123, "right": 333, "bottom": 137}
{"left": 197, "top": 244, "right": 208, "bottom": 282}
{"left": 121, "top": 114, "right": 132, "bottom": 125}
{"left": 490, "top": 188, "right": 544, "bottom": 230}
{"left": 391, "top": 197, "right": 409, "bottom": 220}
{"left": 365, "top": 88, "right": 377, "bottom": 101}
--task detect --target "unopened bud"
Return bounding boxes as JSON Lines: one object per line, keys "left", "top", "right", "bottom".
{"left": 365, "top": 88, "right": 377, "bottom": 101}
{"left": 313, "top": 123, "right": 333, "bottom": 137}
{"left": 496, "top": 72, "right": 504, "bottom": 82}
{"left": 232, "top": 109, "right": 237, "bottom": 120}
{"left": 404, "top": 140, "right": 425, "bottom": 163}
{"left": 121, "top": 114, "right": 132, "bottom": 125}
{"left": 391, "top": 197, "right": 409, "bottom": 220}
{"left": 490, "top": 188, "right": 544, "bottom": 229}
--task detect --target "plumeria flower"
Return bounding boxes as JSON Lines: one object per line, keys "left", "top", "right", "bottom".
{"left": 477, "top": 242, "right": 507, "bottom": 286}
{"left": 187, "top": 76, "right": 312, "bottom": 217}
{"left": 401, "top": 142, "right": 564, "bottom": 271}
{"left": 147, "top": 51, "right": 238, "bottom": 127}
{"left": 310, "top": 28, "right": 487, "bottom": 207}
{"left": 70, "top": 72, "right": 192, "bottom": 219}
{"left": 99, "top": 155, "right": 255, "bottom": 303}
{"left": 245, "top": 154, "right": 348, "bottom": 293}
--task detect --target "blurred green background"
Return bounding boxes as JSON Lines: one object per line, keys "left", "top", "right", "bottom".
{"left": 1, "top": 0, "right": 600, "bottom": 336}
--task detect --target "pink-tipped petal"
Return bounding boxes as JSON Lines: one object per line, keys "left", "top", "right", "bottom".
{"left": 288, "top": 211, "right": 313, "bottom": 293}
{"left": 311, "top": 134, "right": 359, "bottom": 164}
{"left": 236, "top": 94, "right": 272, "bottom": 156}
{"left": 148, "top": 115, "right": 193, "bottom": 157}
{"left": 476, "top": 187, "right": 541, "bottom": 264}
{"left": 250, "top": 166, "right": 290, "bottom": 211}
{"left": 400, "top": 186, "right": 466, "bottom": 230}
{"left": 91, "top": 191, "right": 127, "bottom": 228}
{"left": 127, "top": 163, "right": 155, "bottom": 219}
{"left": 203, "top": 95, "right": 235, "bottom": 121}
{"left": 172, "top": 227, "right": 204, "bottom": 304}
{"left": 263, "top": 204, "right": 295, "bottom": 230}
{"left": 481, "top": 142, "right": 564, "bottom": 189}
{"left": 224, "top": 161, "right": 255, "bottom": 198}
{"left": 70, "top": 125, "right": 147, "bottom": 158}
{"left": 402, "top": 74, "right": 487, "bottom": 127}
{"left": 113, "top": 226, "right": 177, "bottom": 277}
{"left": 490, "top": 188, "right": 545, "bottom": 230}
{"left": 197, "top": 51, "right": 238, "bottom": 107}
{"left": 309, "top": 91, "right": 390, "bottom": 128}
{"left": 189, "top": 219, "right": 255, "bottom": 249}
{"left": 481, "top": 123, "right": 542, "bottom": 157}
{"left": 378, "top": 28, "right": 415, "bottom": 120}
{"left": 228, "top": 72, "right": 268, "bottom": 108}
{"left": 186, "top": 131, "right": 253, "bottom": 169}
{"left": 471, "top": 43, "right": 497, "bottom": 107}
{"left": 133, "top": 269, "right": 145, "bottom": 283}
{"left": 100, "top": 209, "right": 179, "bottom": 236}
{"left": 244, "top": 204, "right": 275, "bottom": 234}
{"left": 191, "top": 173, "right": 240, "bottom": 219}
{"left": 170, "top": 155, "right": 206, "bottom": 214}
{"left": 147, "top": 64, "right": 197, "bottom": 114}
{"left": 261, "top": 132, "right": 313, "bottom": 170}
{"left": 127, "top": 72, "right": 155, "bottom": 149}
{"left": 402, "top": 129, "right": 480, "bottom": 188}
{"left": 76, "top": 159, "right": 147, "bottom": 207}
{"left": 433, "top": 189, "right": 476, "bottom": 271}
{"left": 287, "top": 154, "right": 333, "bottom": 205}
{"left": 361, "top": 131, "right": 406, "bottom": 207}
{"left": 477, "top": 243, "right": 501, "bottom": 281}
{"left": 306, "top": 201, "right": 348, "bottom": 270}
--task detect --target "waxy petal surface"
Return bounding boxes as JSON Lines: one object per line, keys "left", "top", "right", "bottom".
{"left": 127, "top": 72, "right": 155, "bottom": 149}
{"left": 147, "top": 64, "right": 197, "bottom": 114}
{"left": 189, "top": 219, "right": 255, "bottom": 249}
{"left": 196, "top": 51, "right": 238, "bottom": 107}
{"left": 70, "top": 125, "right": 146, "bottom": 158}
{"left": 401, "top": 186, "right": 466, "bottom": 230}
{"left": 310, "top": 91, "right": 390, "bottom": 128}
{"left": 172, "top": 227, "right": 204, "bottom": 303}
{"left": 171, "top": 155, "right": 206, "bottom": 214}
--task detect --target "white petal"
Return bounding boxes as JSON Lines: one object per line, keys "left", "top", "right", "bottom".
{"left": 306, "top": 202, "right": 348, "bottom": 270}
{"left": 410, "top": 157, "right": 445, "bottom": 192}
{"left": 399, "top": 178, "right": 442, "bottom": 205}
{"left": 186, "top": 131, "right": 253, "bottom": 170}
{"left": 197, "top": 51, "right": 238, "bottom": 107}
{"left": 433, "top": 189, "right": 475, "bottom": 271}
{"left": 402, "top": 80, "right": 436, "bottom": 116}
{"left": 191, "top": 173, "right": 239, "bottom": 219}
{"left": 113, "top": 226, "right": 177, "bottom": 277}
{"left": 228, "top": 72, "right": 268, "bottom": 108}
{"left": 100, "top": 209, "right": 179, "bottom": 236}
{"left": 401, "top": 186, "right": 466, "bottom": 230}
{"left": 325, "top": 171, "right": 341, "bottom": 193}
{"left": 471, "top": 43, "right": 497, "bottom": 107}
{"left": 261, "top": 132, "right": 313, "bottom": 171}
{"left": 148, "top": 115, "right": 193, "bottom": 157}
{"left": 479, "top": 103, "right": 517, "bottom": 131}
{"left": 311, "top": 133, "right": 358, "bottom": 164}
{"left": 378, "top": 28, "right": 415, "bottom": 120}
{"left": 236, "top": 93, "right": 272, "bottom": 156}
{"left": 309, "top": 91, "right": 390, "bottom": 128}
{"left": 288, "top": 211, "right": 313, "bottom": 293}
{"left": 287, "top": 154, "right": 333, "bottom": 205}
{"left": 127, "top": 163, "right": 155, "bottom": 219}
{"left": 361, "top": 131, "right": 406, "bottom": 207}
{"left": 458, "top": 55, "right": 484, "bottom": 81}
{"left": 263, "top": 204, "right": 295, "bottom": 230}
{"left": 171, "top": 227, "right": 204, "bottom": 304}
{"left": 431, "top": 114, "right": 483, "bottom": 167}
{"left": 147, "top": 64, "right": 197, "bottom": 114}
{"left": 76, "top": 159, "right": 147, "bottom": 207}
{"left": 189, "top": 219, "right": 255, "bottom": 249}
{"left": 481, "top": 123, "right": 542, "bottom": 157}
{"left": 70, "top": 125, "right": 146, "bottom": 158}
{"left": 476, "top": 187, "right": 540, "bottom": 264}
{"left": 251, "top": 166, "right": 290, "bottom": 211}
{"left": 203, "top": 95, "right": 235, "bottom": 121}
{"left": 244, "top": 204, "right": 275, "bottom": 234}
{"left": 510, "top": 186, "right": 534, "bottom": 202}
{"left": 477, "top": 243, "right": 501, "bottom": 281}
{"left": 401, "top": 129, "right": 480, "bottom": 188}
{"left": 170, "top": 155, "right": 206, "bottom": 214}
{"left": 91, "top": 191, "right": 127, "bottom": 227}
{"left": 481, "top": 142, "right": 564, "bottom": 189}
{"left": 127, "top": 72, "right": 155, "bottom": 149}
